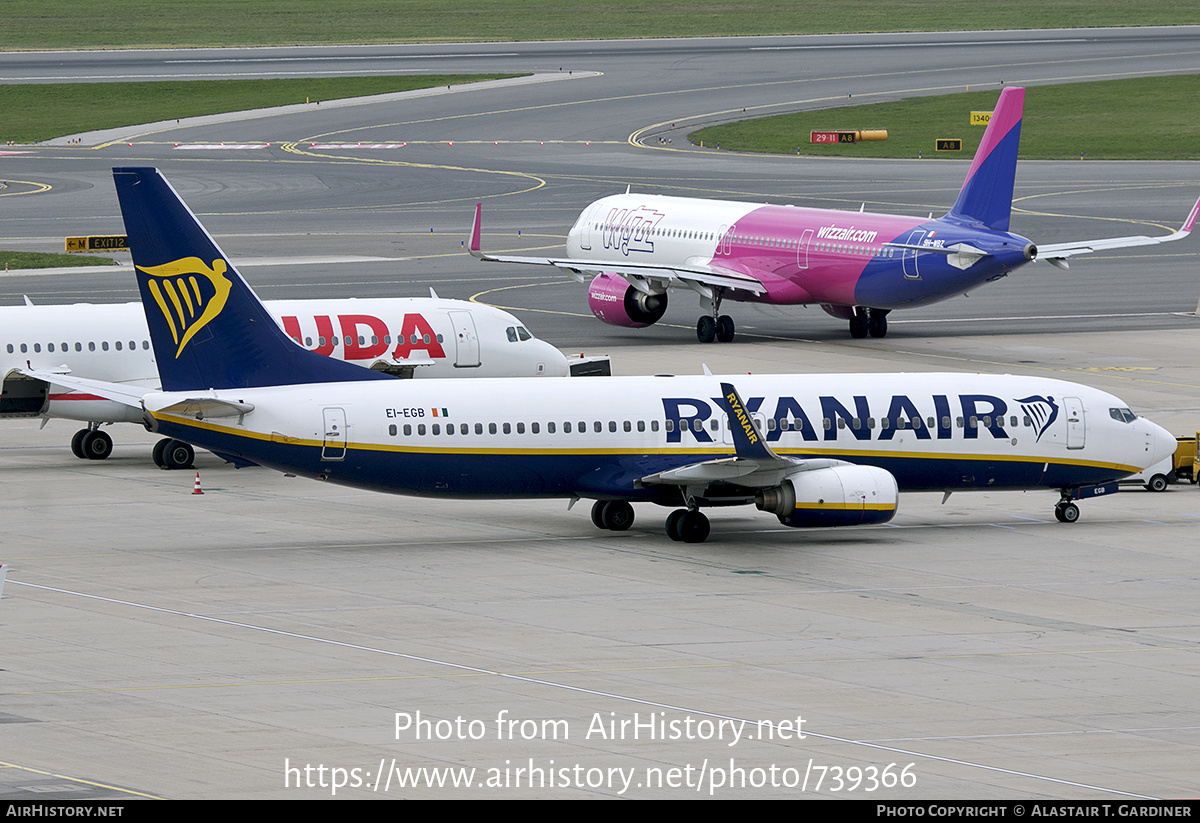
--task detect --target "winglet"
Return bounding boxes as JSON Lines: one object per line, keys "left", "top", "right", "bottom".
{"left": 1180, "top": 194, "right": 1200, "bottom": 235}
{"left": 719, "top": 382, "right": 778, "bottom": 462}
{"left": 0, "top": 563, "right": 7, "bottom": 600}
{"left": 468, "top": 202, "right": 483, "bottom": 258}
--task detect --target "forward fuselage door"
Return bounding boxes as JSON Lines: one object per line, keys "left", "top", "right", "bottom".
{"left": 578, "top": 204, "right": 596, "bottom": 251}
{"left": 797, "top": 228, "right": 814, "bottom": 270}
{"left": 322, "top": 407, "right": 347, "bottom": 461}
{"left": 449, "top": 310, "right": 481, "bottom": 368}
{"left": 1064, "top": 396, "right": 1085, "bottom": 450}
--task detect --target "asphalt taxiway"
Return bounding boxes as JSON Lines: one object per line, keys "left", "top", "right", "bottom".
{"left": 1, "top": 31, "right": 1198, "bottom": 799}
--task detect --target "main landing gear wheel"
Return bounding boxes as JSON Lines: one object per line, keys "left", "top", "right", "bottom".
{"left": 591, "top": 500, "right": 634, "bottom": 531}
{"left": 154, "top": 439, "right": 195, "bottom": 470}
{"left": 867, "top": 309, "right": 889, "bottom": 338}
{"left": 80, "top": 429, "right": 113, "bottom": 460}
{"left": 665, "top": 509, "right": 710, "bottom": 543}
{"left": 697, "top": 315, "right": 735, "bottom": 343}
{"left": 1054, "top": 501, "right": 1080, "bottom": 523}
{"left": 849, "top": 310, "right": 868, "bottom": 339}
{"left": 716, "top": 315, "right": 735, "bottom": 342}
{"left": 70, "top": 429, "right": 88, "bottom": 459}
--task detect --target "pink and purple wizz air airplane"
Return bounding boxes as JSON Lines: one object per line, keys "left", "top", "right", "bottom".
{"left": 471, "top": 87, "right": 1199, "bottom": 343}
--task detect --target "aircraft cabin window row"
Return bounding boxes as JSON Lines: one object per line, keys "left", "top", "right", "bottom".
{"left": 7, "top": 340, "right": 150, "bottom": 354}
{"left": 289, "top": 333, "right": 446, "bottom": 348}
{"left": 596, "top": 222, "right": 899, "bottom": 258}
{"left": 384, "top": 415, "right": 1055, "bottom": 439}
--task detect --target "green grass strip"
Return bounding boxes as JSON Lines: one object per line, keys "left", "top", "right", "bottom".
{"left": 0, "top": 251, "right": 119, "bottom": 270}
{"left": 0, "top": 75, "right": 520, "bottom": 143}
{"left": 3, "top": 1, "right": 1197, "bottom": 49}
{"left": 688, "top": 76, "right": 1200, "bottom": 161}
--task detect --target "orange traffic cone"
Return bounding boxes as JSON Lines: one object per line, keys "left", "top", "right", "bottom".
{"left": 192, "top": 472, "right": 204, "bottom": 495}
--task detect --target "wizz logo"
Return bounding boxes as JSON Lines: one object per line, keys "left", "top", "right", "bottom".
{"left": 1016, "top": 395, "right": 1058, "bottom": 442}
{"left": 137, "top": 257, "right": 233, "bottom": 358}
{"left": 602, "top": 206, "right": 663, "bottom": 256}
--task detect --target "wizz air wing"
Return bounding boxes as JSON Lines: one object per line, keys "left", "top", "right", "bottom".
{"left": 467, "top": 203, "right": 766, "bottom": 295}
{"left": 1036, "top": 195, "right": 1200, "bottom": 269}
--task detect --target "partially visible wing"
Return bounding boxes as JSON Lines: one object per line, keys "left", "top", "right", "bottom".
{"left": 13, "top": 368, "right": 149, "bottom": 409}
{"left": 156, "top": 397, "right": 255, "bottom": 421}
{"left": 1035, "top": 195, "right": 1200, "bottom": 269}
{"left": 638, "top": 381, "right": 848, "bottom": 491}
{"left": 12, "top": 368, "right": 255, "bottom": 422}
{"left": 467, "top": 203, "right": 766, "bottom": 296}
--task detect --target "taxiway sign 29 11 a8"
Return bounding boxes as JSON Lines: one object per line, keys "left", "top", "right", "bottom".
{"left": 471, "top": 86, "right": 1199, "bottom": 343}
{"left": 22, "top": 166, "right": 1175, "bottom": 543}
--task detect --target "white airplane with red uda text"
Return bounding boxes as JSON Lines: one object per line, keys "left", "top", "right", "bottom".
{"left": 471, "top": 86, "right": 1199, "bottom": 342}
{"left": 1, "top": 294, "right": 569, "bottom": 468}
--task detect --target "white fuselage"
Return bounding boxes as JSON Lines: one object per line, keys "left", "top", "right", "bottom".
{"left": 143, "top": 372, "right": 1175, "bottom": 499}
{"left": 1, "top": 297, "right": 568, "bottom": 423}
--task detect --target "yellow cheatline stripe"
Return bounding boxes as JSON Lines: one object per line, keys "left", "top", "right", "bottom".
{"left": 154, "top": 414, "right": 1141, "bottom": 473}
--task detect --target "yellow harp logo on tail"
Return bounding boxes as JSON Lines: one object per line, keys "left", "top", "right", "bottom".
{"left": 136, "top": 257, "right": 233, "bottom": 358}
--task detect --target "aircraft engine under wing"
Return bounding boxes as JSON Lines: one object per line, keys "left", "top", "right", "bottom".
{"left": 638, "top": 381, "right": 899, "bottom": 528}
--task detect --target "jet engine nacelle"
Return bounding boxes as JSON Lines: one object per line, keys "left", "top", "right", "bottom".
{"left": 587, "top": 273, "right": 668, "bottom": 328}
{"left": 755, "top": 464, "right": 899, "bottom": 528}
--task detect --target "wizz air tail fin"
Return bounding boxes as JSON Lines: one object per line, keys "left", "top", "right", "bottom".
{"left": 946, "top": 86, "right": 1025, "bottom": 232}
{"left": 112, "top": 167, "right": 392, "bottom": 392}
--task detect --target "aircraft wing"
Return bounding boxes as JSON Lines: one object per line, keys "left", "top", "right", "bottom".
{"left": 1035, "top": 194, "right": 1200, "bottom": 269}
{"left": 12, "top": 368, "right": 150, "bottom": 409}
{"left": 467, "top": 204, "right": 766, "bottom": 296}
{"left": 12, "top": 368, "right": 255, "bottom": 421}
{"left": 638, "top": 381, "right": 848, "bottom": 490}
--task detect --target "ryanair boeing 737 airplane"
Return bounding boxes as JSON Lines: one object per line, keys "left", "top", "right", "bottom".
{"left": 18, "top": 168, "right": 1175, "bottom": 542}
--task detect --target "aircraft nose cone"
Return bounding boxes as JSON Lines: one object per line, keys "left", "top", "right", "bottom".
{"left": 1147, "top": 420, "right": 1176, "bottom": 468}
{"left": 535, "top": 341, "right": 572, "bottom": 376}
{"left": 1142, "top": 419, "right": 1180, "bottom": 470}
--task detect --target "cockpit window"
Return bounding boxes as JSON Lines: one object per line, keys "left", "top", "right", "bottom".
{"left": 516, "top": 326, "right": 531, "bottom": 341}
{"left": 506, "top": 326, "right": 518, "bottom": 343}
{"left": 1109, "top": 407, "right": 1137, "bottom": 424}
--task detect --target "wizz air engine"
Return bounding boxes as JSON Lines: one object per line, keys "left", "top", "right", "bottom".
{"left": 587, "top": 273, "right": 668, "bottom": 328}
{"left": 755, "top": 464, "right": 899, "bottom": 528}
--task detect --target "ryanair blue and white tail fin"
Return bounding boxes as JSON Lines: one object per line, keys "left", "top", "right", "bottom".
{"left": 946, "top": 86, "right": 1024, "bottom": 232}
{"left": 113, "top": 168, "right": 392, "bottom": 392}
